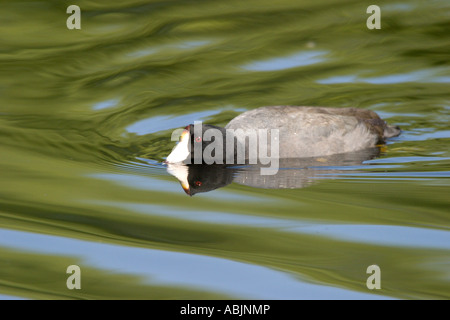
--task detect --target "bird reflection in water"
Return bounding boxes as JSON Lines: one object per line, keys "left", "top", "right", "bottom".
{"left": 166, "top": 148, "right": 380, "bottom": 196}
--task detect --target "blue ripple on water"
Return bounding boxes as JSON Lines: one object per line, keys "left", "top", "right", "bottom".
{"left": 241, "top": 50, "right": 327, "bottom": 71}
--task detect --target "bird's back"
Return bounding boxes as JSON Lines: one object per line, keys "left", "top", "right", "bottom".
{"left": 225, "top": 106, "right": 399, "bottom": 158}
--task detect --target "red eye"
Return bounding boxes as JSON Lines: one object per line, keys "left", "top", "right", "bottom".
{"left": 195, "top": 181, "right": 202, "bottom": 187}
{"left": 195, "top": 136, "right": 202, "bottom": 143}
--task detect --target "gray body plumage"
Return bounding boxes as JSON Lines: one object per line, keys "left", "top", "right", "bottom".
{"left": 225, "top": 106, "right": 400, "bottom": 158}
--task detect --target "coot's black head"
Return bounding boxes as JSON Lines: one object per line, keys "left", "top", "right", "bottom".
{"left": 166, "top": 123, "right": 230, "bottom": 164}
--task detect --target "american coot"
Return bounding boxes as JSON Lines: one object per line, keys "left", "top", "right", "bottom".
{"left": 165, "top": 106, "right": 400, "bottom": 166}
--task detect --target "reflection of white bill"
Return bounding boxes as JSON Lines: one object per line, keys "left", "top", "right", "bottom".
{"left": 166, "top": 163, "right": 190, "bottom": 194}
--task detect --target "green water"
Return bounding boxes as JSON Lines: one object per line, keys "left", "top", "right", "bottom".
{"left": 0, "top": 0, "right": 449, "bottom": 300}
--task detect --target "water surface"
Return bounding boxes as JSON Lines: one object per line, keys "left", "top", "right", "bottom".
{"left": 0, "top": 0, "right": 449, "bottom": 299}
